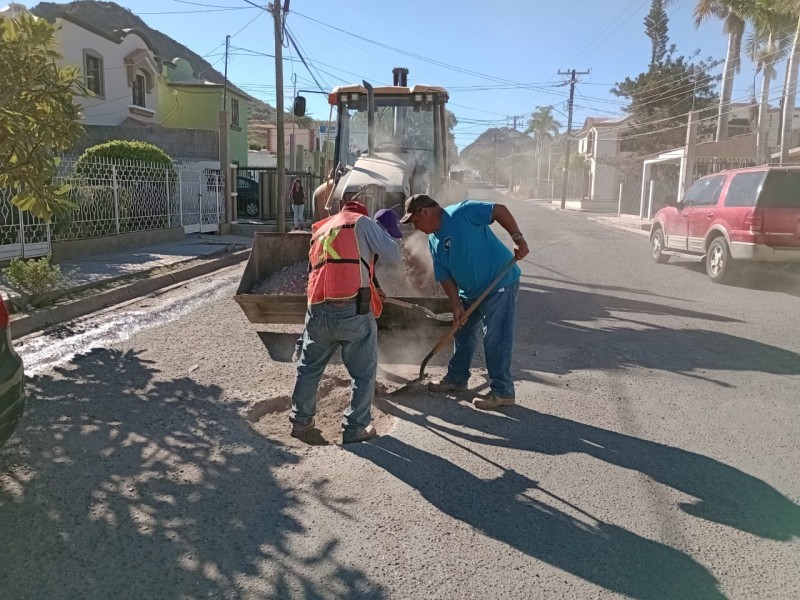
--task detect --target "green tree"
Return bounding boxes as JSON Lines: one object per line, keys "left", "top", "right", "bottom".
{"left": 612, "top": 48, "right": 719, "bottom": 156}
{"left": 0, "top": 13, "right": 86, "bottom": 222}
{"left": 645, "top": 0, "right": 671, "bottom": 67}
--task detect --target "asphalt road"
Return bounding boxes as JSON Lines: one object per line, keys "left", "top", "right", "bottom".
{"left": 2, "top": 188, "right": 799, "bottom": 599}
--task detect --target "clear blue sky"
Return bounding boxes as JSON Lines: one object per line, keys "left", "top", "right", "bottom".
{"left": 46, "top": 0, "right": 764, "bottom": 149}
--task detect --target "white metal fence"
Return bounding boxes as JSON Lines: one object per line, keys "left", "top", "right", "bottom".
{"left": 1, "top": 157, "right": 225, "bottom": 261}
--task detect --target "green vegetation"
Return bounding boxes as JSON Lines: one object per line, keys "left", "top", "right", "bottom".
{"left": 2, "top": 256, "right": 77, "bottom": 308}
{"left": 75, "top": 140, "right": 173, "bottom": 168}
{"left": 0, "top": 13, "right": 86, "bottom": 222}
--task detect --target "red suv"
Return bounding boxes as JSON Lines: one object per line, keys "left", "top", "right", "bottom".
{"left": 650, "top": 166, "right": 800, "bottom": 283}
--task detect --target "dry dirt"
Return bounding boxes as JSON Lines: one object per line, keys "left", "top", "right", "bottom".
{"left": 244, "top": 369, "right": 398, "bottom": 446}
{"left": 241, "top": 326, "right": 451, "bottom": 447}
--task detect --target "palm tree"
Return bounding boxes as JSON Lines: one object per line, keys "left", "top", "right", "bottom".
{"left": 526, "top": 106, "right": 563, "bottom": 188}
{"left": 776, "top": 0, "right": 800, "bottom": 162}
{"left": 692, "top": 0, "right": 746, "bottom": 141}
{"left": 525, "top": 106, "right": 563, "bottom": 145}
{"left": 724, "top": 0, "right": 794, "bottom": 162}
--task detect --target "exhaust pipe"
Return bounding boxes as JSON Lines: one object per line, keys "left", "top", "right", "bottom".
{"left": 392, "top": 67, "right": 408, "bottom": 87}
{"left": 363, "top": 79, "right": 375, "bottom": 155}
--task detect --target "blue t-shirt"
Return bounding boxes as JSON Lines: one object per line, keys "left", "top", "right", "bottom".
{"left": 429, "top": 201, "right": 521, "bottom": 300}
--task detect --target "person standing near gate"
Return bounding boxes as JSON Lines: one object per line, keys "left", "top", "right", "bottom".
{"left": 290, "top": 178, "right": 306, "bottom": 230}
{"left": 290, "top": 200, "right": 402, "bottom": 443}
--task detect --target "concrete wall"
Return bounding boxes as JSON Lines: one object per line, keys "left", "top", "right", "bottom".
{"left": 54, "top": 19, "right": 159, "bottom": 127}
{"left": 51, "top": 227, "right": 185, "bottom": 263}
{"left": 695, "top": 133, "right": 757, "bottom": 158}
{"left": 71, "top": 123, "right": 219, "bottom": 162}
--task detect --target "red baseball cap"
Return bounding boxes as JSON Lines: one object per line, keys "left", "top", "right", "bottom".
{"left": 342, "top": 200, "right": 369, "bottom": 216}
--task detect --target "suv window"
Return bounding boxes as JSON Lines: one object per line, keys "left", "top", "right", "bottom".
{"left": 682, "top": 179, "right": 708, "bottom": 205}
{"left": 725, "top": 171, "right": 766, "bottom": 207}
{"left": 695, "top": 175, "right": 726, "bottom": 207}
{"left": 758, "top": 171, "right": 800, "bottom": 208}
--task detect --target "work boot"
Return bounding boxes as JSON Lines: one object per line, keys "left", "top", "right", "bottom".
{"left": 473, "top": 394, "right": 515, "bottom": 410}
{"left": 342, "top": 424, "right": 377, "bottom": 444}
{"left": 290, "top": 418, "right": 315, "bottom": 438}
{"left": 427, "top": 378, "right": 468, "bottom": 393}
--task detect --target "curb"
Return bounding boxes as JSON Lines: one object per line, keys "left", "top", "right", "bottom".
{"left": 589, "top": 216, "right": 652, "bottom": 237}
{"left": 11, "top": 248, "right": 250, "bottom": 339}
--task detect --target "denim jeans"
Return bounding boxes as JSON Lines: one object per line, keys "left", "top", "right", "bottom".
{"left": 291, "top": 302, "right": 377, "bottom": 434}
{"left": 445, "top": 281, "right": 519, "bottom": 398}
{"left": 292, "top": 204, "right": 304, "bottom": 228}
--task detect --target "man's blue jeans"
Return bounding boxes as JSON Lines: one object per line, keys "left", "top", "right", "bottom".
{"left": 291, "top": 302, "right": 377, "bottom": 434}
{"left": 445, "top": 281, "right": 519, "bottom": 398}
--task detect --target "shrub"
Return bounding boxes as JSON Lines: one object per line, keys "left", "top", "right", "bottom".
{"left": 77, "top": 140, "right": 173, "bottom": 167}
{"left": 2, "top": 256, "right": 77, "bottom": 308}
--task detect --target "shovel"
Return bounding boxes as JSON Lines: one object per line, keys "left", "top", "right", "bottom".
{"left": 384, "top": 297, "right": 452, "bottom": 322}
{"left": 388, "top": 257, "right": 518, "bottom": 395}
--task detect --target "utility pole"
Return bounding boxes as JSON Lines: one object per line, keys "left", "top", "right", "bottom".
{"left": 678, "top": 110, "right": 699, "bottom": 200}
{"left": 492, "top": 132, "right": 497, "bottom": 187}
{"left": 220, "top": 34, "right": 231, "bottom": 224}
{"left": 559, "top": 69, "right": 589, "bottom": 210}
{"left": 509, "top": 114, "right": 524, "bottom": 131}
{"left": 272, "top": 1, "right": 288, "bottom": 232}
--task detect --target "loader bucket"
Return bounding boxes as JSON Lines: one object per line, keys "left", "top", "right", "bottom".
{"left": 234, "top": 232, "right": 450, "bottom": 329}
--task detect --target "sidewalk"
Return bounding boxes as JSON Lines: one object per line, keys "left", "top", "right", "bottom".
{"left": 588, "top": 214, "right": 653, "bottom": 237}
{"left": 511, "top": 192, "right": 653, "bottom": 237}
{"left": 2, "top": 233, "right": 253, "bottom": 337}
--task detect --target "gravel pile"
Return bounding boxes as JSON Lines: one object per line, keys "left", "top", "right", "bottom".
{"left": 250, "top": 247, "right": 443, "bottom": 298}
{"left": 250, "top": 262, "right": 309, "bottom": 295}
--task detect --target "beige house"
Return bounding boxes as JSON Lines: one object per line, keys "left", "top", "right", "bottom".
{"left": 0, "top": 4, "right": 161, "bottom": 126}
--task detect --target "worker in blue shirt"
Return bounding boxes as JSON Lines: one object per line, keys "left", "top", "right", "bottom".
{"left": 400, "top": 194, "right": 529, "bottom": 409}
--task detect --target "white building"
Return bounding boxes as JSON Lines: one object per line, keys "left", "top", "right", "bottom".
{"left": 1, "top": 4, "right": 160, "bottom": 127}
{"left": 576, "top": 115, "right": 634, "bottom": 202}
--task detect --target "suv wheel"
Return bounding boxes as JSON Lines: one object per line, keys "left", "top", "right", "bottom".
{"left": 650, "top": 229, "right": 669, "bottom": 264}
{"left": 706, "top": 237, "right": 738, "bottom": 284}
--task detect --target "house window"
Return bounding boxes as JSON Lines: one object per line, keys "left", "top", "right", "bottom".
{"left": 132, "top": 73, "right": 146, "bottom": 108}
{"left": 84, "top": 52, "right": 104, "bottom": 97}
{"left": 231, "top": 99, "right": 240, "bottom": 127}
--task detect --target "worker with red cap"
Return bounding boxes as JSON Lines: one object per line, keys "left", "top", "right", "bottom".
{"left": 290, "top": 200, "right": 402, "bottom": 443}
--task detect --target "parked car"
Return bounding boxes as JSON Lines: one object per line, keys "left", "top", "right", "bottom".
{"left": 237, "top": 176, "right": 260, "bottom": 218}
{"left": 0, "top": 296, "right": 25, "bottom": 447}
{"left": 650, "top": 166, "right": 800, "bottom": 283}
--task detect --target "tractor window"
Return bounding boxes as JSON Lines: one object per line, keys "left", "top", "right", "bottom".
{"left": 337, "top": 98, "right": 436, "bottom": 172}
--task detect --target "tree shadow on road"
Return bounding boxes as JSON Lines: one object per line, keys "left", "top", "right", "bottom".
{"left": 349, "top": 424, "right": 726, "bottom": 600}
{"left": 0, "top": 348, "right": 384, "bottom": 600}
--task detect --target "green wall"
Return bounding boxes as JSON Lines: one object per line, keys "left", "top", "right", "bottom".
{"left": 156, "top": 76, "right": 248, "bottom": 166}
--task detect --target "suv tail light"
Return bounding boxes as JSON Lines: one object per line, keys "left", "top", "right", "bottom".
{"left": 745, "top": 208, "right": 764, "bottom": 233}
{"left": 0, "top": 297, "right": 9, "bottom": 330}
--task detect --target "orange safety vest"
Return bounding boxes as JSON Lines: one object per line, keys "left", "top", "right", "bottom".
{"left": 308, "top": 211, "right": 383, "bottom": 317}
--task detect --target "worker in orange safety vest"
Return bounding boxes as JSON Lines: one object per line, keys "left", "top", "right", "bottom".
{"left": 290, "top": 201, "right": 402, "bottom": 444}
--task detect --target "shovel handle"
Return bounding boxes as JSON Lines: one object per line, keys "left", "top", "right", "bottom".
{"left": 419, "top": 258, "right": 518, "bottom": 379}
